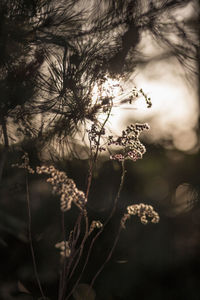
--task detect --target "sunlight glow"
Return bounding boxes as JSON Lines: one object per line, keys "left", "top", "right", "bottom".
{"left": 94, "top": 68, "right": 199, "bottom": 153}
{"left": 131, "top": 70, "right": 199, "bottom": 152}
{"left": 91, "top": 76, "right": 123, "bottom": 104}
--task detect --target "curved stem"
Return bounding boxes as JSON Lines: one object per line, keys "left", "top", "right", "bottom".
{"left": 85, "top": 162, "right": 126, "bottom": 293}
{"left": 68, "top": 213, "right": 88, "bottom": 281}
{"left": 65, "top": 213, "right": 88, "bottom": 300}
{"left": 86, "top": 105, "right": 112, "bottom": 198}
{"left": 58, "top": 212, "right": 67, "bottom": 300}
{"left": 89, "top": 225, "right": 123, "bottom": 290}
{"left": 62, "top": 107, "right": 113, "bottom": 299}
{"left": 66, "top": 161, "right": 126, "bottom": 299}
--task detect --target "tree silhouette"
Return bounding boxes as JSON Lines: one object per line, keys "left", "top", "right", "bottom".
{"left": 0, "top": 0, "right": 198, "bottom": 178}
{"left": 0, "top": 0, "right": 84, "bottom": 179}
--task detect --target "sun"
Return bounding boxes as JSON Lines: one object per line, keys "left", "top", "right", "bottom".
{"left": 91, "top": 75, "right": 123, "bottom": 105}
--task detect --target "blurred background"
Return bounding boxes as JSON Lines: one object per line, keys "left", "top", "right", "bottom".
{"left": 0, "top": 0, "right": 199, "bottom": 299}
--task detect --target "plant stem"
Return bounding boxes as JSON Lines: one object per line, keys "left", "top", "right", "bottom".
{"left": 66, "top": 161, "right": 126, "bottom": 299}
{"left": 84, "top": 161, "right": 126, "bottom": 282}
{"left": 25, "top": 171, "right": 46, "bottom": 299}
{"left": 86, "top": 105, "right": 112, "bottom": 198}
{"left": 58, "top": 212, "right": 67, "bottom": 300}
{"left": 65, "top": 212, "right": 88, "bottom": 300}
{"left": 89, "top": 225, "right": 123, "bottom": 290}
{"left": 61, "top": 107, "right": 113, "bottom": 299}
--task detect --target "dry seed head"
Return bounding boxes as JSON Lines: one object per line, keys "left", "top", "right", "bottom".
{"left": 87, "top": 123, "right": 106, "bottom": 152}
{"left": 12, "top": 152, "right": 35, "bottom": 174}
{"left": 120, "top": 213, "right": 130, "bottom": 229}
{"left": 132, "top": 87, "right": 152, "bottom": 108}
{"left": 109, "top": 123, "right": 150, "bottom": 162}
{"left": 55, "top": 241, "right": 71, "bottom": 258}
{"left": 36, "top": 165, "right": 87, "bottom": 211}
{"left": 121, "top": 203, "right": 159, "bottom": 228}
{"left": 89, "top": 220, "right": 103, "bottom": 235}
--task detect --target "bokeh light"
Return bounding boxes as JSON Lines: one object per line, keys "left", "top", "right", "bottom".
{"left": 170, "top": 183, "right": 198, "bottom": 216}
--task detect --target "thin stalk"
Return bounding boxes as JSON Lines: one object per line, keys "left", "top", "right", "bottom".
{"left": 86, "top": 105, "right": 112, "bottom": 198}
{"left": 25, "top": 171, "right": 46, "bottom": 299}
{"left": 58, "top": 212, "right": 67, "bottom": 300}
{"left": 89, "top": 225, "right": 123, "bottom": 290}
{"left": 83, "top": 161, "right": 126, "bottom": 271}
{"left": 61, "top": 212, "right": 88, "bottom": 300}
{"left": 68, "top": 212, "right": 88, "bottom": 281}
{"left": 85, "top": 162, "right": 126, "bottom": 295}
{"left": 86, "top": 162, "right": 127, "bottom": 293}
{"left": 65, "top": 213, "right": 88, "bottom": 300}
{"left": 66, "top": 160, "right": 126, "bottom": 299}
{"left": 61, "top": 106, "right": 113, "bottom": 299}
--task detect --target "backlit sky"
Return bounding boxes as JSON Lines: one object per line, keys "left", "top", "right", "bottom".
{"left": 81, "top": 0, "right": 199, "bottom": 153}
{"left": 108, "top": 32, "right": 199, "bottom": 153}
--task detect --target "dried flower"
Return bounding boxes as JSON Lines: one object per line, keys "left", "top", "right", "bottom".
{"left": 109, "top": 123, "right": 150, "bottom": 162}
{"left": 121, "top": 203, "right": 159, "bottom": 228}
{"left": 87, "top": 123, "right": 106, "bottom": 152}
{"left": 89, "top": 220, "right": 103, "bottom": 235}
{"left": 36, "top": 166, "right": 87, "bottom": 211}
{"left": 12, "top": 152, "right": 35, "bottom": 174}
{"left": 55, "top": 241, "right": 71, "bottom": 258}
{"left": 132, "top": 87, "right": 152, "bottom": 108}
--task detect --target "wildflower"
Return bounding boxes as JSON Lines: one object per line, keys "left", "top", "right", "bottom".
{"left": 121, "top": 203, "right": 159, "bottom": 228}
{"left": 12, "top": 152, "right": 35, "bottom": 174}
{"left": 109, "top": 123, "right": 150, "bottom": 162}
{"left": 55, "top": 241, "right": 71, "bottom": 258}
{"left": 89, "top": 220, "right": 103, "bottom": 235}
{"left": 87, "top": 123, "right": 106, "bottom": 152}
{"left": 132, "top": 87, "right": 152, "bottom": 108}
{"left": 36, "top": 166, "right": 87, "bottom": 211}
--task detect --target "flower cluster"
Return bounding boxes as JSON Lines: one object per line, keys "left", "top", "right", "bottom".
{"left": 12, "top": 152, "right": 35, "bottom": 174}
{"left": 108, "top": 123, "right": 150, "bottom": 162}
{"left": 89, "top": 220, "right": 103, "bottom": 235}
{"left": 36, "top": 166, "right": 86, "bottom": 212}
{"left": 87, "top": 123, "right": 106, "bottom": 152}
{"left": 55, "top": 241, "right": 71, "bottom": 258}
{"left": 132, "top": 87, "right": 152, "bottom": 108}
{"left": 121, "top": 203, "right": 160, "bottom": 228}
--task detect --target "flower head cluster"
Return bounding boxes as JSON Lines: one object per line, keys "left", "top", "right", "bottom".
{"left": 108, "top": 123, "right": 150, "bottom": 162}
{"left": 36, "top": 166, "right": 86, "bottom": 212}
{"left": 121, "top": 203, "right": 160, "bottom": 228}
{"left": 55, "top": 241, "right": 71, "bottom": 258}
{"left": 132, "top": 87, "right": 152, "bottom": 108}
{"left": 89, "top": 220, "right": 103, "bottom": 235}
{"left": 12, "top": 152, "right": 35, "bottom": 174}
{"left": 87, "top": 123, "right": 106, "bottom": 152}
